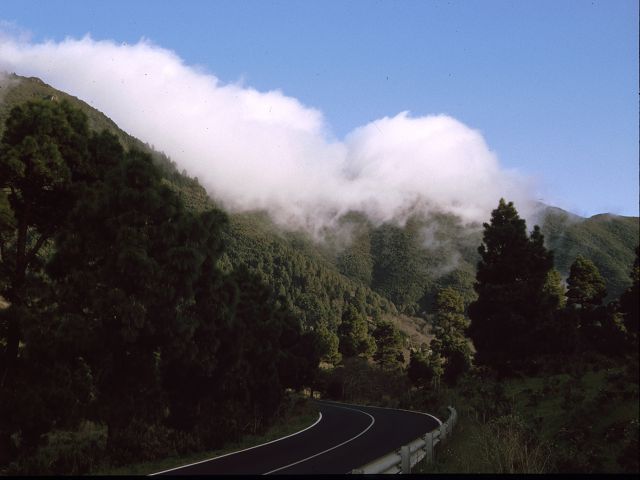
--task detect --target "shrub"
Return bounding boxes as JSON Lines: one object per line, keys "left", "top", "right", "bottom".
{"left": 107, "top": 420, "right": 175, "bottom": 466}
{"left": 7, "top": 421, "right": 106, "bottom": 475}
{"left": 475, "top": 414, "right": 552, "bottom": 473}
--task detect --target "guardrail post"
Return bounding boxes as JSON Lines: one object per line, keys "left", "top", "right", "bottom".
{"left": 349, "top": 406, "right": 458, "bottom": 474}
{"left": 400, "top": 445, "right": 411, "bottom": 473}
{"left": 424, "top": 431, "right": 434, "bottom": 463}
{"left": 448, "top": 406, "right": 456, "bottom": 431}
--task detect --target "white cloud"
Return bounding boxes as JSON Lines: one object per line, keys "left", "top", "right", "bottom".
{"left": 0, "top": 34, "right": 536, "bottom": 235}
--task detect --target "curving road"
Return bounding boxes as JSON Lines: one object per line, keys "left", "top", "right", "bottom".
{"left": 151, "top": 400, "right": 441, "bottom": 475}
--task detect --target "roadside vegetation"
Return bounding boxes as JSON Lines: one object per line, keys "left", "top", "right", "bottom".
{"left": 315, "top": 200, "right": 639, "bottom": 474}
{"left": 411, "top": 352, "right": 638, "bottom": 474}
{"left": 94, "top": 395, "right": 318, "bottom": 475}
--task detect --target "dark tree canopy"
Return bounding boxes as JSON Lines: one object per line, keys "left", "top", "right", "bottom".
{"left": 619, "top": 246, "right": 639, "bottom": 339}
{"left": 314, "top": 322, "right": 342, "bottom": 365}
{"left": 372, "top": 320, "right": 404, "bottom": 370}
{"left": 407, "top": 345, "right": 443, "bottom": 388}
{"left": 431, "top": 287, "right": 472, "bottom": 384}
{"left": 0, "top": 99, "right": 320, "bottom": 469}
{"left": 0, "top": 99, "right": 92, "bottom": 392}
{"left": 434, "top": 287, "right": 469, "bottom": 332}
{"left": 566, "top": 255, "right": 607, "bottom": 310}
{"left": 338, "top": 304, "right": 376, "bottom": 358}
{"left": 468, "top": 199, "right": 555, "bottom": 371}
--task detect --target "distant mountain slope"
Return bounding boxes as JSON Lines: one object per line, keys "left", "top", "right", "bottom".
{"left": 0, "top": 73, "right": 187, "bottom": 186}
{"left": 0, "top": 73, "right": 400, "bottom": 343}
{"left": 1, "top": 73, "right": 636, "bottom": 318}
{"left": 540, "top": 206, "right": 639, "bottom": 300}
{"left": 324, "top": 211, "right": 481, "bottom": 315}
{"left": 1, "top": 74, "right": 137, "bottom": 150}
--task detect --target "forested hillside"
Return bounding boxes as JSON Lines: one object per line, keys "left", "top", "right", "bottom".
{"left": 1, "top": 74, "right": 637, "bottom": 474}
{"left": 2, "top": 74, "right": 637, "bottom": 320}
{"left": 540, "top": 206, "right": 639, "bottom": 300}
{"left": 0, "top": 97, "right": 324, "bottom": 473}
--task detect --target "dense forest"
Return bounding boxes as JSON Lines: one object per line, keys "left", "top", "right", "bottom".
{"left": 0, "top": 75, "right": 638, "bottom": 474}
{"left": 0, "top": 98, "right": 324, "bottom": 472}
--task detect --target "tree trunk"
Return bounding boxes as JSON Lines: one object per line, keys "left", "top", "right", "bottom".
{"left": 1, "top": 207, "right": 29, "bottom": 390}
{"left": 1, "top": 306, "right": 22, "bottom": 389}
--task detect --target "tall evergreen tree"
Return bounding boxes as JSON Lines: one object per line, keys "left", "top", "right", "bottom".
{"left": 431, "top": 287, "right": 472, "bottom": 384}
{"left": 433, "top": 287, "right": 469, "bottom": 332}
{"left": 45, "top": 148, "right": 204, "bottom": 457}
{"left": 314, "top": 322, "right": 342, "bottom": 365}
{"left": 338, "top": 304, "right": 376, "bottom": 358}
{"left": 543, "top": 269, "right": 567, "bottom": 310}
{"left": 0, "top": 99, "right": 91, "bottom": 388}
{"left": 372, "top": 320, "right": 404, "bottom": 370}
{"left": 566, "top": 255, "right": 607, "bottom": 310}
{"left": 468, "top": 199, "right": 554, "bottom": 372}
{"left": 407, "top": 345, "right": 443, "bottom": 389}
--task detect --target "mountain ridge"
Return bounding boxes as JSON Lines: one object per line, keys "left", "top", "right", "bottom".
{"left": 1, "top": 72, "right": 637, "bottom": 309}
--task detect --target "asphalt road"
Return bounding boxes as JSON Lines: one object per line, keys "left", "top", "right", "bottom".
{"left": 152, "top": 400, "right": 441, "bottom": 475}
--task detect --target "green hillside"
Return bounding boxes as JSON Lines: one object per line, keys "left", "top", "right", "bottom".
{"left": 0, "top": 74, "right": 403, "bottom": 345}
{"left": 2, "top": 73, "right": 636, "bottom": 319}
{"left": 1, "top": 74, "right": 138, "bottom": 152}
{"left": 326, "top": 211, "right": 481, "bottom": 314}
{"left": 540, "top": 206, "right": 639, "bottom": 300}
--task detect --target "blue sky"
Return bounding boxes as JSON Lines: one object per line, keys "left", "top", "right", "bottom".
{"left": 1, "top": 0, "right": 638, "bottom": 217}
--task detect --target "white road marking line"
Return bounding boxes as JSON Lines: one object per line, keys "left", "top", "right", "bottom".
{"left": 318, "top": 399, "right": 443, "bottom": 425}
{"left": 263, "top": 403, "right": 376, "bottom": 475}
{"left": 148, "top": 411, "right": 323, "bottom": 476}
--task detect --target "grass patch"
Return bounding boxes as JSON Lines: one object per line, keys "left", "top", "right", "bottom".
{"left": 413, "top": 415, "right": 484, "bottom": 474}
{"left": 93, "top": 398, "right": 319, "bottom": 475}
{"left": 413, "top": 414, "right": 552, "bottom": 474}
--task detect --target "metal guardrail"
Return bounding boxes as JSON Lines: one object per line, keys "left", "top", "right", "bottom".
{"left": 351, "top": 406, "right": 457, "bottom": 474}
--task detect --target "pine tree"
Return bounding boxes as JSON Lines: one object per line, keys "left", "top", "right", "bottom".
{"left": 372, "top": 320, "right": 404, "bottom": 370}
{"left": 543, "top": 269, "right": 566, "bottom": 310}
{"left": 468, "top": 199, "right": 554, "bottom": 372}
{"left": 431, "top": 287, "right": 472, "bottom": 384}
{"left": 314, "top": 322, "right": 342, "bottom": 365}
{"left": 407, "top": 345, "right": 443, "bottom": 389}
{"left": 338, "top": 304, "right": 376, "bottom": 358}
{"left": 566, "top": 255, "right": 607, "bottom": 310}
{"left": 433, "top": 287, "right": 470, "bottom": 332}
{"left": 0, "top": 99, "right": 90, "bottom": 390}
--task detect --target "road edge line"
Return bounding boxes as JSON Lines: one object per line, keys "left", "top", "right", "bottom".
{"left": 263, "top": 404, "right": 376, "bottom": 475}
{"left": 317, "top": 399, "right": 443, "bottom": 425}
{"left": 148, "top": 411, "right": 323, "bottom": 476}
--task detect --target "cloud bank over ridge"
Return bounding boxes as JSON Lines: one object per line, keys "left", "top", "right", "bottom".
{"left": 0, "top": 35, "right": 535, "bottom": 234}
